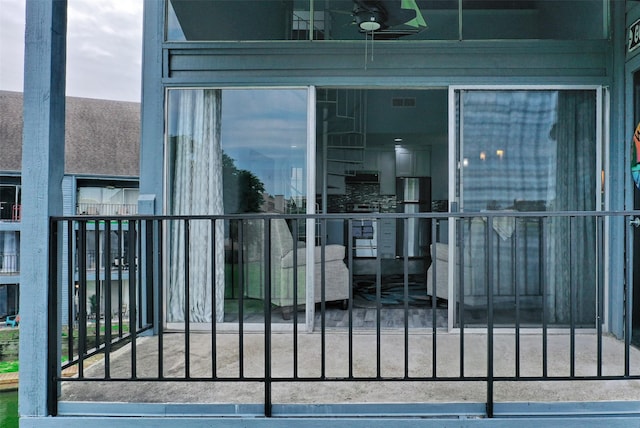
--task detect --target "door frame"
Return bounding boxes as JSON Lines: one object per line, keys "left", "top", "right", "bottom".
{"left": 625, "top": 54, "right": 640, "bottom": 343}
{"left": 447, "top": 85, "right": 606, "bottom": 332}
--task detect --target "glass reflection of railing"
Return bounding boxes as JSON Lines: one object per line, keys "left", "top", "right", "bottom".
{"left": 77, "top": 203, "right": 137, "bottom": 216}
{"left": 0, "top": 253, "right": 19, "bottom": 274}
{"left": 82, "top": 251, "right": 133, "bottom": 271}
{"left": 0, "top": 204, "right": 21, "bottom": 222}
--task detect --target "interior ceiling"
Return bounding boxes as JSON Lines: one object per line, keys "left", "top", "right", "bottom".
{"left": 363, "top": 89, "right": 448, "bottom": 149}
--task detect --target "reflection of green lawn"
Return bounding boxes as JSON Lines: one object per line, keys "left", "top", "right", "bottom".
{"left": 0, "top": 361, "right": 18, "bottom": 374}
{"left": 225, "top": 263, "right": 267, "bottom": 314}
{"left": 224, "top": 298, "right": 266, "bottom": 315}
{"left": 0, "top": 389, "right": 18, "bottom": 428}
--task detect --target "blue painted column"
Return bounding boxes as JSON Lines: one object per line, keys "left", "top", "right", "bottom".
{"left": 19, "top": 0, "right": 67, "bottom": 419}
{"left": 139, "top": 0, "right": 164, "bottom": 215}
{"left": 139, "top": 0, "right": 164, "bottom": 334}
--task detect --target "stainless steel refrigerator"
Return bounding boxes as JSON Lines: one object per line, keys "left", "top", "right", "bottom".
{"left": 396, "top": 177, "right": 431, "bottom": 258}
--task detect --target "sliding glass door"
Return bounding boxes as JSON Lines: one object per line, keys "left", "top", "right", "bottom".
{"left": 165, "top": 88, "right": 311, "bottom": 326}
{"left": 450, "top": 87, "right": 602, "bottom": 328}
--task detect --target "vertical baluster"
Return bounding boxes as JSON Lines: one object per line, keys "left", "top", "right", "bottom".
{"left": 541, "top": 217, "right": 548, "bottom": 378}
{"left": 117, "top": 220, "right": 124, "bottom": 338}
{"left": 514, "top": 217, "right": 520, "bottom": 379}
{"left": 129, "top": 219, "right": 138, "bottom": 379}
{"left": 264, "top": 218, "right": 272, "bottom": 418}
{"left": 431, "top": 218, "right": 438, "bottom": 378}
{"left": 292, "top": 218, "right": 298, "bottom": 379}
{"left": 158, "top": 219, "right": 164, "bottom": 380}
{"left": 104, "top": 220, "right": 112, "bottom": 379}
{"left": 321, "top": 217, "right": 326, "bottom": 379}
{"left": 375, "top": 216, "right": 382, "bottom": 379}
{"left": 403, "top": 215, "right": 410, "bottom": 379}
{"left": 94, "top": 220, "right": 101, "bottom": 351}
{"left": 183, "top": 219, "right": 190, "bottom": 379}
{"left": 348, "top": 218, "right": 354, "bottom": 380}
{"left": 459, "top": 217, "right": 466, "bottom": 378}
{"left": 210, "top": 217, "right": 217, "bottom": 379}
{"left": 238, "top": 219, "right": 244, "bottom": 378}
{"left": 596, "top": 215, "right": 603, "bottom": 378}
{"left": 570, "top": 216, "right": 576, "bottom": 378}
{"left": 66, "top": 220, "right": 74, "bottom": 363}
{"left": 486, "top": 216, "right": 494, "bottom": 419}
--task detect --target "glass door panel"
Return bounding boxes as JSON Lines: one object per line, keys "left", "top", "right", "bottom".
{"left": 166, "top": 88, "right": 309, "bottom": 325}
{"left": 452, "top": 88, "right": 599, "bottom": 328}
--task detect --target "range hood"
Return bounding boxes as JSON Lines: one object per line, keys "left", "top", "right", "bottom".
{"left": 345, "top": 170, "right": 379, "bottom": 183}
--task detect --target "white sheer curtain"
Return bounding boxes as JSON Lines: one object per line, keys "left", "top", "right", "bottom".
{"left": 168, "top": 89, "right": 225, "bottom": 323}
{"left": 0, "top": 233, "right": 18, "bottom": 273}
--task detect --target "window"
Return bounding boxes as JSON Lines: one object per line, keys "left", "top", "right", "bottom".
{"left": 165, "top": 88, "right": 309, "bottom": 324}
{"left": 0, "top": 182, "right": 20, "bottom": 221}
{"left": 77, "top": 185, "right": 139, "bottom": 215}
{"left": 166, "top": 0, "right": 607, "bottom": 42}
{"left": 0, "top": 232, "right": 20, "bottom": 274}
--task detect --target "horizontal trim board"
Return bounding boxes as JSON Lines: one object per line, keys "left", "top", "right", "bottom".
{"left": 163, "top": 40, "right": 610, "bottom": 52}
{"left": 57, "top": 400, "right": 640, "bottom": 418}
{"left": 169, "top": 53, "right": 606, "bottom": 72}
{"left": 19, "top": 416, "right": 640, "bottom": 428}
{"left": 162, "top": 76, "right": 609, "bottom": 87}
{"left": 166, "top": 41, "right": 610, "bottom": 81}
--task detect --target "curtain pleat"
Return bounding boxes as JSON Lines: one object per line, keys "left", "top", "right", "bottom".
{"left": 547, "top": 91, "right": 597, "bottom": 324}
{"left": 168, "top": 89, "right": 225, "bottom": 323}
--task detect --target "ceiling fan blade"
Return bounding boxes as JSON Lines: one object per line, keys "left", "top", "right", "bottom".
{"left": 353, "top": 0, "right": 426, "bottom": 29}
{"left": 400, "top": 0, "right": 427, "bottom": 28}
{"left": 377, "top": 0, "right": 416, "bottom": 27}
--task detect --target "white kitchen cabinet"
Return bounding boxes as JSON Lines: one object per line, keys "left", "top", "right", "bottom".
{"left": 395, "top": 148, "right": 431, "bottom": 177}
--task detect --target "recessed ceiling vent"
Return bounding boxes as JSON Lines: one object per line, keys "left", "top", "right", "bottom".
{"left": 391, "top": 97, "right": 416, "bottom": 108}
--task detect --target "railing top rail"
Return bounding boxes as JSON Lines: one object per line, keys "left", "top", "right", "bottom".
{"left": 51, "top": 209, "right": 640, "bottom": 222}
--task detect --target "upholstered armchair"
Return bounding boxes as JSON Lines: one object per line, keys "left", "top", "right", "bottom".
{"left": 426, "top": 242, "right": 450, "bottom": 300}
{"left": 243, "top": 218, "right": 350, "bottom": 315}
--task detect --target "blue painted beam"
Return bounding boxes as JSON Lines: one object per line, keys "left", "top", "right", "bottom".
{"left": 20, "top": 0, "right": 67, "bottom": 419}
{"left": 16, "top": 415, "right": 640, "bottom": 428}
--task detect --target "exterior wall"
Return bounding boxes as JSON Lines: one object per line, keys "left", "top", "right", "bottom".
{"left": 140, "top": 0, "right": 628, "bottom": 333}
{"left": 142, "top": 2, "right": 621, "bottom": 216}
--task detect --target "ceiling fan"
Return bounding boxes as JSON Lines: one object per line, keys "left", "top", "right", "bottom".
{"left": 352, "top": 0, "right": 427, "bottom": 38}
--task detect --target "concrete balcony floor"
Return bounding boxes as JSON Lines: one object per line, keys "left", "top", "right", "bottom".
{"left": 60, "top": 326, "right": 640, "bottom": 406}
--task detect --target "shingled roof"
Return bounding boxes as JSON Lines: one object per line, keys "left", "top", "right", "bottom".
{"left": 0, "top": 90, "right": 140, "bottom": 177}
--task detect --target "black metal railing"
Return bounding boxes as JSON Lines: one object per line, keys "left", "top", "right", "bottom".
{"left": 48, "top": 211, "right": 638, "bottom": 418}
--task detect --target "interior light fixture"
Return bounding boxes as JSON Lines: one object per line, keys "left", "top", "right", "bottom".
{"left": 480, "top": 151, "right": 486, "bottom": 161}
{"left": 355, "top": 9, "right": 383, "bottom": 31}
{"left": 394, "top": 138, "right": 403, "bottom": 142}
{"left": 496, "top": 149, "right": 504, "bottom": 159}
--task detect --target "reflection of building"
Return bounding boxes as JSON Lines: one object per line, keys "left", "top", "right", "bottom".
{"left": 21, "top": 1, "right": 640, "bottom": 425}
{"left": 0, "top": 90, "right": 139, "bottom": 321}
{"left": 261, "top": 193, "right": 285, "bottom": 213}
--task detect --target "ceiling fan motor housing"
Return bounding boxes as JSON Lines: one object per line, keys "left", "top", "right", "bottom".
{"left": 354, "top": 3, "right": 388, "bottom": 31}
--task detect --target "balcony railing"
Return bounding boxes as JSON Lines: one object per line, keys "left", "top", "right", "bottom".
{"left": 76, "top": 203, "right": 137, "bottom": 216}
{"left": 47, "top": 211, "right": 639, "bottom": 419}
{"left": 0, "top": 204, "right": 21, "bottom": 222}
{"left": 0, "top": 253, "right": 19, "bottom": 274}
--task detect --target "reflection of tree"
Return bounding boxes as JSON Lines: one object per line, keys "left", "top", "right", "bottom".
{"left": 223, "top": 152, "right": 265, "bottom": 213}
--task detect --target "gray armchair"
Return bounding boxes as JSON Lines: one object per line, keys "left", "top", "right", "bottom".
{"left": 243, "top": 218, "right": 350, "bottom": 313}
